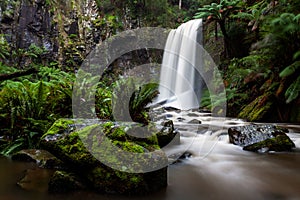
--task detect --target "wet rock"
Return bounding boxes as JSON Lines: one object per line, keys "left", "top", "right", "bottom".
{"left": 187, "top": 113, "right": 200, "bottom": 117}
{"left": 179, "top": 152, "right": 193, "bottom": 159}
{"left": 164, "top": 107, "right": 180, "bottom": 111}
{"left": 40, "top": 119, "right": 169, "bottom": 194}
{"left": 17, "top": 168, "right": 53, "bottom": 193}
{"left": 188, "top": 119, "right": 201, "bottom": 124}
{"left": 177, "top": 117, "right": 185, "bottom": 122}
{"left": 156, "top": 120, "right": 179, "bottom": 147}
{"left": 87, "top": 166, "right": 168, "bottom": 195}
{"left": 48, "top": 171, "right": 86, "bottom": 193}
{"left": 11, "top": 149, "right": 63, "bottom": 169}
{"left": 168, "top": 151, "right": 193, "bottom": 164}
{"left": 228, "top": 125, "right": 295, "bottom": 152}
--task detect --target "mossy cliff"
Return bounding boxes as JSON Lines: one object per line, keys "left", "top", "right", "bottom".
{"left": 40, "top": 118, "right": 177, "bottom": 194}
{"left": 0, "top": 0, "right": 100, "bottom": 68}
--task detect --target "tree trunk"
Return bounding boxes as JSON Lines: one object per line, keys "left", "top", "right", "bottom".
{"left": 218, "top": 20, "right": 230, "bottom": 58}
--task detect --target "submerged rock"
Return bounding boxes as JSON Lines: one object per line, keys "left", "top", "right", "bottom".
{"left": 48, "top": 171, "right": 86, "bottom": 193}
{"left": 228, "top": 125, "right": 295, "bottom": 152}
{"left": 40, "top": 118, "right": 173, "bottom": 194}
{"left": 17, "top": 168, "right": 54, "bottom": 193}
{"left": 11, "top": 149, "right": 63, "bottom": 169}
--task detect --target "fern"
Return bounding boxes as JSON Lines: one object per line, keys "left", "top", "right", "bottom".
{"left": 279, "top": 61, "right": 300, "bottom": 77}
{"left": 129, "top": 82, "right": 159, "bottom": 124}
{"left": 293, "top": 51, "right": 300, "bottom": 60}
{"left": 285, "top": 76, "right": 300, "bottom": 103}
{"left": 0, "top": 138, "right": 25, "bottom": 156}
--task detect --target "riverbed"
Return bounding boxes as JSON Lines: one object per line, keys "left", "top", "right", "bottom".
{"left": 1, "top": 110, "right": 300, "bottom": 200}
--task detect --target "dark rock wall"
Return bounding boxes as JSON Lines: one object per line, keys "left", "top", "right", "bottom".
{"left": 0, "top": 0, "right": 162, "bottom": 73}
{"left": 0, "top": 0, "right": 100, "bottom": 67}
{"left": 16, "top": 0, "right": 54, "bottom": 50}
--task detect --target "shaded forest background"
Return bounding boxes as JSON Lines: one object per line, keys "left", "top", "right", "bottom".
{"left": 0, "top": 0, "right": 299, "bottom": 155}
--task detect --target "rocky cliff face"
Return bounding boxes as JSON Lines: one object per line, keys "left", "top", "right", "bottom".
{"left": 0, "top": 0, "right": 100, "bottom": 68}
{"left": 0, "top": 0, "right": 161, "bottom": 73}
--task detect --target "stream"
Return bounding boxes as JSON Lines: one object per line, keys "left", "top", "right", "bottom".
{"left": 1, "top": 109, "right": 300, "bottom": 200}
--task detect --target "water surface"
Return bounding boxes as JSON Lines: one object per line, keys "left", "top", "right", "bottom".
{"left": 1, "top": 111, "right": 300, "bottom": 200}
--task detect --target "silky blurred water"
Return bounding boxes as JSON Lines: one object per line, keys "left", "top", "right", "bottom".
{"left": 1, "top": 110, "right": 300, "bottom": 200}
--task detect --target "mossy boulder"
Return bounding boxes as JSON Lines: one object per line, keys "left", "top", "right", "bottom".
{"left": 40, "top": 119, "right": 99, "bottom": 168}
{"left": 228, "top": 124, "right": 295, "bottom": 152}
{"left": 40, "top": 118, "right": 171, "bottom": 194}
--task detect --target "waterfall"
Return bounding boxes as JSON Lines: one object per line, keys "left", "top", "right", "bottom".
{"left": 156, "top": 19, "right": 203, "bottom": 110}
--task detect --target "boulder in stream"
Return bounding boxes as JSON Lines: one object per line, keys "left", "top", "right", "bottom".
{"left": 11, "top": 149, "right": 64, "bottom": 169}
{"left": 40, "top": 118, "right": 174, "bottom": 194}
{"left": 228, "top": 124, "right": 295, "bottom": 152}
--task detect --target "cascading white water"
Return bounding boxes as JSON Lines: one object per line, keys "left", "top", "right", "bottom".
{"left": 156, "top": 19, "right": 203, "bottom": 110}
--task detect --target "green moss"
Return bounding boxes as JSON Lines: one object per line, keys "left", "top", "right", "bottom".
{"left": 41, "top": 121, "right": 99, "bottom": 167}
{"left": 48, "top": 170, "right": 85, "bottom": 193}
{"left": 238, "top": 93, "right": 273, "bottom": 121}
{"left": 87, "top": 166, "right": 144, "bottom": 194}
{"left": 243, "top": 134, "right": 295, "bottom": 152}
{"left": 41, "top": 119, "right": 74, "bottom": 139}
{"left": 112, "top": 141, "right": 145, "bottom": 153}
{"left": 41, "top": 119, "right": 168, "bottom": 193}
{"left": 102, "top": 121, "right": 114, "bottom": 132}
{"left": 107, "top": 126, "right": 127, "bottom": 141}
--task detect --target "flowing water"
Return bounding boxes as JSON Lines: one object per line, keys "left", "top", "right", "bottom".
{"left": 1, "top": 110, "right": 300, "bottom": 200}
{"left": 156, "top": 19, "right": 204, "bottom": 110}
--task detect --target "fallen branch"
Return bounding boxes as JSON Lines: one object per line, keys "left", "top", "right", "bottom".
{"left": 0, "top": 68, "right": 38, "bottom": 82}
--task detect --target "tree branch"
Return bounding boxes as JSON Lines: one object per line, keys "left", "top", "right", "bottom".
{"left": 0, "top": 68, "right": 38, "bottom": 82}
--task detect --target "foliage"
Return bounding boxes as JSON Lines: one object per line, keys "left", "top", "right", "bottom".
{"left": 0, "top": 66, "right": 74, "bottom": 155}
{"left": 95, "top": 0, "right": 190, "bottom": 28}
{"left": 129, "top": 82, "right": 159, "bottom": 124}
{"left": 111, "top": 78, "right": 159, "bottom": 124}
{"left": 0, "top": 34, "right": 10, "bottom": 61}
{"left": 217, "top": 0, "right": 300, "bottom": 121}
{"left": 194, "top": 0, "right": 241, "bottom": 21}
{"left": 284, "top": 76, "right": 300, "bottom": 104}
{"left": 194, "top": 0, "right": 245, "bottom": 58}
{"left": 95, "top": 83, "right": 113, "bottom": 120}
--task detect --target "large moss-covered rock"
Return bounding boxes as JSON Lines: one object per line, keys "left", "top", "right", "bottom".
{"left": 40, "top": 118, "right": 171, "bottom": 194}
{"left": 228, "top": 124, "right": 295, "bottom": 152}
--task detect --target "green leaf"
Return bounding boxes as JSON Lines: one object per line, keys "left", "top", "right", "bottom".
{"left": 285, "top": 76, "right": 300, "bottom": 103}
{"left": 294, "top": 14, "right": 300, "bottom": 23}
{"left": 1, "top": 138, "right": 25, "bottom": 156}
{"left": 293, "top": 51, "right": 300, "bottom": 60}
{"left": 279, "top": 61, "right": 300, "bottom": 77}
